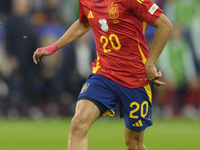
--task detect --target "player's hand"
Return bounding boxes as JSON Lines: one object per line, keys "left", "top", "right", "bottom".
{"left": 33, "top": 48, "right": 49, "bottom": 64}
{"left": 145, "top": 64, "right": 165, "bottom": 87}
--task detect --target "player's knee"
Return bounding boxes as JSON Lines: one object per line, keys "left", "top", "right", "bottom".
{"left": 70, "top": 114, "right": 89, "bottom": 136}
{"left": 125, "top": 140, "right": 146, "bottom": 150}
{"left": 125, "top": 141, "right": 138, "bottom": 150}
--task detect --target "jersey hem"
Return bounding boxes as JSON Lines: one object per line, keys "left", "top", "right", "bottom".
{"left": 94, "top": 72, "right": 150, "bottom": 89}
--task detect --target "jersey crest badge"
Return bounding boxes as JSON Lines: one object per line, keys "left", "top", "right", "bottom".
{"left": 99, "top": 19, "right": 109, "bottom": 32}
{"left": 108, "top": 3, "right": 119, "bottom": 19}
{"left": 80, "top": 83, "right": 89, "bottom": 93}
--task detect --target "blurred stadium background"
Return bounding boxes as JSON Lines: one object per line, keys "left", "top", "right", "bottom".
{"left": 0, "top": 0, "right": 200, "bottom": 149}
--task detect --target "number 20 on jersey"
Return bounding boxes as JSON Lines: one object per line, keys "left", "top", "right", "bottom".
{"left": 100, "top": 33, "right": 121, "bottom": 53}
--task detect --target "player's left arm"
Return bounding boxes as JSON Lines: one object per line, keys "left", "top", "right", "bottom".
{"left": 145, "top": 13, "right": 173, "bottom": 86}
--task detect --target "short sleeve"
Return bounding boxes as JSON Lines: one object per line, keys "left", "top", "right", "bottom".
{"left": 124, "top": 0, "right": 163, "bottom": 25}
{"left": 79, "top": 0, "right": 88, "bottom": 23}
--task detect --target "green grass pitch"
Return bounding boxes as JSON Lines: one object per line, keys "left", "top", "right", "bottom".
{"left": 0, "top": 117, "right": 200, "bottom": 150}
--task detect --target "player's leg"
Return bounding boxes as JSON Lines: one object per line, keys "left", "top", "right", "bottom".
{"left": 116, "top": 83, "right": 153, "bottom": 150}
{"left": 125, "top": 127, "right": 147, "bottom": 150}
{"left": 67, "top": 73, "right": 118, "bottom": 150}
{"left": 67, "top": 99, "right": 100, "bottom": 150}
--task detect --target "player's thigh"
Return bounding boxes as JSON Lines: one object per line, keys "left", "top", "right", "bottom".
{"left": 78, "top": 73, "right": 118, "bottom": 117}
{"left": 72, "top": 99, "right": 100, "bottom": 130}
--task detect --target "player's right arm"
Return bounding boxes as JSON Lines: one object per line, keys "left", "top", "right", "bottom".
{"left": 145, "top": 13, "right": 172, "bottom": 86}
{"left": 33, "top": 20, "right": 91, "bottom": 64}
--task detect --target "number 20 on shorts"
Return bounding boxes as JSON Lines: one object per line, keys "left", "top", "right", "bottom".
{"left": 129, "top": 101, "right": 149, "bottom": 119}
{"left": 100, "top": 34, "right": 121, "bottom": 53}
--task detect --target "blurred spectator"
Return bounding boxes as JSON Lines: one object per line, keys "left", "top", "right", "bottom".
{"left": 171, "top": 0, "right": 200, "bottom": 118}
{"left": 59, "top": 0, "right": 79, "bottom": 25}
{"left": 191, "top": 1, "right": 200, "bottom": 73}
{"left": 164, "top": 0, "right": 199, "bottom": 30}
{"left": 156, "top": 25, "right": 198, "bottom": 118}
{"left": 0, "top": 0, "right": 12, "bottom": 14}
{"left": 58, "top": 31, "right": 96, "bottom": 117}
{"left": 163, "top": 0, "right": 176, "bottom": 24}
{"left": 34, "top": 21, "right": 70, "bottom": 117}
{"left": 154, "top": 0, "right": 167, "bottom": 9}
{"left": 184, "top": 3, "right": 200, "bottom": 118}
{"left": 44, "top": 0, "right": 61, "bottom": 23}
{"left": 37, "top": 33, "right": 63, "bottom": 116}
{"left": 62, "top": 31, "right": 96, "bottom": 98}
{"left": 4, "top": 0, "right": 39, "bottom": 117}
{"left": 0, "top": 20, "right": 11, "bottom": 117}
{"left": 32, "top": 0, "right": 65, "bottom": 26}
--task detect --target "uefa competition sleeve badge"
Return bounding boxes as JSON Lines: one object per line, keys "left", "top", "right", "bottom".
{"left": 148, "top": 3, "right": 159, "bottom": 15}
{"left": 99, "top": 19, "right": 109, "bottom": 32}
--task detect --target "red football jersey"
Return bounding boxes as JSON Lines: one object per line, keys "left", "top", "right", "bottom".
{"left": 79, "top": 0, "right": 163, "bottom": 88}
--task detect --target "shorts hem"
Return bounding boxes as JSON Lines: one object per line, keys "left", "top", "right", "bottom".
{"left": 78, "top": 96, "right": 108, "bottom": 116}
{"left": 125, "top": 124, "right": 151, "bottom": 132}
